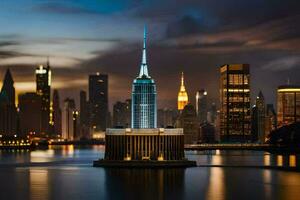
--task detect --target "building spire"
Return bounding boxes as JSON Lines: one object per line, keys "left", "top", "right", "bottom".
{"left": 178, "top": 71, "right": 188, "bottom": 110}
{"left": 138, "top": 25, "right": 149, "bottom": 78}
{"left": 180, "top": 72, "right": 186, "bottom": 91}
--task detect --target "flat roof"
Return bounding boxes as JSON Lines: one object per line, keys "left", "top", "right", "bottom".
{"left": 106, "top": 128, "right": 183, "bottom": 136}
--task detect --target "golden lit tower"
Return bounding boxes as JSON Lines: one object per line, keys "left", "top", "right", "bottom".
{"left": 177, "top": 72, "right": 188, "bottom": 111}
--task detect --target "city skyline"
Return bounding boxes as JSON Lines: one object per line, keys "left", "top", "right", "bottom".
{"left": 0, "top": 0, "right": 299, "bottom": 109}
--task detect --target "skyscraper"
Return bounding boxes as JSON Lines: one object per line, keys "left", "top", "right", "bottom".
{"left": 177, "top": 72, "right": 188, "bottom": 111}
{"left": 196, "top": 89, "right": 208, "bottom": 124}
{"left": 251, "top": 91, "right": 266, "bottom": 143}
{"left": 80, "top": 90, "right": 90, "bottom": 138}
{"left": 220, "top": 64, "right": 251, "bottom": 142}
{"left": 18, "top": 93, "right": 42, "bottom": 136}
{"left": 0, "top": 69, "right": 17, "bottom": 136}
{"left": 35, "top": 60, "right": 51, "bottom": 135}
{"left": 277, "top": 85, "right": 300, "bottom": 127}
{"left": 53, "top": 90, "right": 62, "bottom": 137}
{"left": 131, "top": 26, "right": 157, "bottom": 129}
{"left": 62, "top": 98, "right": 76, "bottom": 140}
{"left": 265, "top": 104, "right": 277, "bottom": 135}
{"left": 89, "top": 73, "right": 108, "bottom": 132}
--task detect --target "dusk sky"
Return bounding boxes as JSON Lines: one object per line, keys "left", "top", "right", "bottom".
{"left": 0, "top": 0, "right": 299, "bottom": 110}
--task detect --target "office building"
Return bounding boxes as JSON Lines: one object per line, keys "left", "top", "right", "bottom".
{"left": 251, "top": 91, "right": 266, "bottom": 143}
{"left": 265, "top": 104, "right": 277, "bottom": 135}
{"left": 62, "top": 98, "right": 76, "bottom": 140}
{"left": 35, "top": 60, "right": 51, "bottom": 135}
{"left": 89, "top": 73, "right": 108, "bottom": 132}
{"left": 113, "top": 100, "right": 131, "bottom": 128}
{"left": 52, "top": 90, "right": 61, "bottom": 137}
{"left": 219, "top": 64, "right": 251, "bottom": 142}
{"left": 277, "top": 85, "right": 300, "bottom": 127}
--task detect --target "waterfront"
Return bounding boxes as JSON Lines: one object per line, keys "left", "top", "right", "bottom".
{"left": 0, "top": 145, "right": 300, "bottom": 200}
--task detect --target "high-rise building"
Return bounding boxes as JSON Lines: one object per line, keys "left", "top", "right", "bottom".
{"left": 176, "top": 104, "right": 199, "bottom": 144}
{"left": 131, "top": 26, "right": 157, "bottom": 129}
{"left": 251, "top": 91, "right": 266, "bottom": 143}
{"left": 35, "top": 60, "right": 51, "bottom": 135}
{"left": 113, "top": 100, "right": 131, "bottom": 128}
{"left": 79, "top": 90, "right": 90, "bottom": 139}
{"left": 18, "top": 93, "right": 42, "bottom": 136}
{"left": 52, "top": 90, "right": 61, "bottom": 137}
{"left": 0, "top": 69, "right": 17, "bottom": 136}
{"left": 207, "top": 102, "right": 217, "bottom": 124}
{"left": 277, "top": 85, "right": 300, "bottom": 127}
{"left": 62, "top": 98, "right": 76, "bottom": 140}
{"left": 219, "top": 64, "right": 251, "bottom": 142}
{"left": 89, "top": 73, "right": 108, "bottom": 132}
{"left": 196, "top": 89, "right": 208, "bottom": 124}
{"left": 177, "top": 72, "right": 188, "bottom": 111}
{"left": 265, "top": 104, "right": 277, "bottom": 135}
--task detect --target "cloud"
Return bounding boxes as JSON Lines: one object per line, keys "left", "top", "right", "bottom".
{"left": 262, "top": 56, "right": 300, "bottom": 71}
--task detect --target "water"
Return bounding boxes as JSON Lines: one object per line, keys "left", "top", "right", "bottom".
{"left": 0, "top": 145, "right": 300, "bottom": 200}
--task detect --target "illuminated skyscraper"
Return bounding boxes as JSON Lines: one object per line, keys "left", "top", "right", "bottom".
{"left": 196, "top": 89, "right": 208, "bottom": 123}
{"left": 89, "top": 73, "right": 108, "bottom": 131}
{"left": 220, "top": 64, "right": 251, "bottom": 142}
{"left": 131, "top": 26, "right": 157, "bottom": 129}
{"left": 177, "top": 72, "right": 188, "bottom": 111}
{"left": 277, "top": 85, "right": 300, "bottom": 127}
{"left": 62, "top": 98, "right": 77, "bottom": 140}
{"left": 36, "top": 60, "right": 51, "bottom": 134}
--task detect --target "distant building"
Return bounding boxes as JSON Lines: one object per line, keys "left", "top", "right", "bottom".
{"left": 62, "top": 98, "right": 77, "bottom": 140}
{"left": 199, "top": 122, "right": 216, "bottom": 143}
{"left": 18, "top": 93, "right": 42, "bottom": 136}
{"left": 79, "top": 90, "right": 90, "bottom": 139}
{"left": 196, "top": 89, "right": 208, "bottom": 123}
{"left": 35, "top": 61, "right": 51, "bottom": 135}
{"left": 177, "top": 72, "right": 188, "bottom": 111}
{"left": 207, "top": 102, "right": 217, "bottom": 124}
{"left": 157, "top": 108, "right": 175, "bottom": 128}
{"left": 277, "top": 85, "right": 300, "bottom": 127}
{"left": 251, "top": 91, "right": 266, "bottom": 143}
{"left": 52, "top": 90, "right": 61, "bottom": 137}
{"left": 0, "top": 69, "right": 17, "bottom": 136}
{"left": 113, "top": 100, "right": 131, "bottom": 127}
{"left": 265, "top": 104, "right": 277, "bottom": 135}
{"left": 89, "top": 73, "right": 108, "bottom": 132}
{"left": 219, "top": 64, "right": 251, "bottom": 142}
{"left": 176, "top": 104, "right": 199, "bottom": 144}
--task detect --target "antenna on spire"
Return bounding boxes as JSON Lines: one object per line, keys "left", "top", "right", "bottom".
{"left": 46, "top": 56, "right": 50, "bottom": 68}
{"left": 181, "top": 72, "right": 184, "bottom": 86}
{"left": 138, "top": 24, "right": 149, "bottom": 78}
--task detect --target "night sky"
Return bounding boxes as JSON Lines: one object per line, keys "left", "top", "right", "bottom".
{"left": 0, "top": 0, "right": 299, "bottom": 110}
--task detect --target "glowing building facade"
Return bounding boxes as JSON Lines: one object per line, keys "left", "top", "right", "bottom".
{"left": 177, "top": 72, "right": 188, "bottom": 111}
{"left": 220, "top": 64, "right": 251, "bottom": 142}
{"left": 97, "top": 27, "right": 194, "bottom": 166}
{"left": 35, "top": 61, "right": 51, "bottom": 134}
{"left": 277, "top": 85, "right": 300, "bottom": 127}
{"left": 131, "top": 26, "right": 157, "bottom": 129}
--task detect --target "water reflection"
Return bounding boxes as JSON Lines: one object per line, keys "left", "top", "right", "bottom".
{"left": 30, "top": 169, "right": 49, "bottom": 200}
{"left": 206, "top": 167, "right": 225, "bottom": 200}
{"left": 104, "top": 169, "right": 185, "bottom": 200}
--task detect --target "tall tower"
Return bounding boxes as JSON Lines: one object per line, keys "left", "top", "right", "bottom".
{"left": 89, "top": 73, "right": 108, "bottom": 132}
{"left": 53, "top": 90, "right": 61, "bottom": 136}
{"left": 220, "top": 64, "right": 251, "bottom": 142}
{"left": 131, "top": 25, "right": 157, "bottom": 129}
{"left": 251, "top": 91, "right": 266, "bottom": 143}
{"left": 196, "top": 89, "right": 208, "bottom": 123}
{"left": 1, "top": 69, "right": 15, "bottom": 105}
{"left": 36, "top": 60, "right": 51, "bottom": 134}
{"left": 177, "top": 72, "right": 188, "bottom": 111}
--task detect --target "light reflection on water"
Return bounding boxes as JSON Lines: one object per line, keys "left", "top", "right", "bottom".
{"left": 0, "top": 146, "right": 299, "bottom": 200}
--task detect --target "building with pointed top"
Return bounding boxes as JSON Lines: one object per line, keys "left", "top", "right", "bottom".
{"left": 251, "top": 91, "right": 266, "bottom": 143}
{"left": 177, "top": 72, "right": 188, "bottom": 111}
{"left": 0, "top": 69, "right": 17, "bottom": 136}
{"left": 96, "top": 26, "right": 196, "bottom": 167}
{"left": 131, "top": 25, "right": 157, "bottom": 129}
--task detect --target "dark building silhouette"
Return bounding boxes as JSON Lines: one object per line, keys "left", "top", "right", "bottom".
{"left": 157, "top": 108, "right": 176, "bottom": 128}
{"left": 53, "top": 90, "right": 61, "bottom": 137}
{"left": 199, "top": 122, "right": 216, "bottom": 143}
{"left": 251, "top": 91, "right": 266, "bottom": 143}
{"left": 18, "top": 93, "right": 42, "bottom": 136}
{"left": 35, "top": 61, "right": 51, "bottom": 135}
{"left": 265, "top": 104, "right": 277, "bottom": 136}
{"left": 113, "top": 100, "right": 131, "bottom": 128}
{"left": 220, "top": 64, "right": 251, "bottom": 143}
{"left": 89, "top": 73, "right": 108, "bottom": 132}
{"left": 80, "top": 90, "right": 90, "bottom": 138}
{"left": 176, "top": 104, "right": 199, "bottom": 144}
{"left": 196, "top": 89, "right": 208, "bottom": 124}
{"left": 0, "top": 69, "right": 17, "bottom": 136}
{"left": 207, "top": 102, "right": 217, "bottom": 124}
